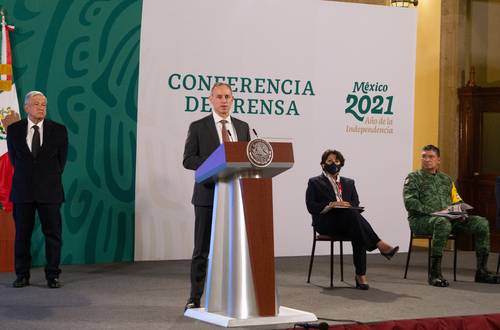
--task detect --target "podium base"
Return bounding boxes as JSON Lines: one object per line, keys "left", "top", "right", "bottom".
{"left": 184, "top": 306, "right": 317, "bottom": 328}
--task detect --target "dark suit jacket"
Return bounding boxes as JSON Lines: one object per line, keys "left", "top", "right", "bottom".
{"left": 7, "top": 119, "right": 68, "bottom": 203}
{"left": 305, "top": 173, "right": 360, "bottom": 227}
{"left": 183, "top": 114, "right": 250, "bottom": 206}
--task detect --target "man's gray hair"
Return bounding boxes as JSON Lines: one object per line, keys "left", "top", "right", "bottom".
{"left": 210, "top": 82, "right": 232, "bottom": 95}
{"left": 24, "top": 91, "right": 46, "bottom": 106}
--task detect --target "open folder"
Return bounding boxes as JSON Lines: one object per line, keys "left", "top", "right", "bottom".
{"left": 431, "top": 202, "right": 473, "bottom": 219}
{"left": 331, "top": 205, "right": 365, "bottom": 211}
{"left": 322, "top": 204, "right": 364, "bottom": 214}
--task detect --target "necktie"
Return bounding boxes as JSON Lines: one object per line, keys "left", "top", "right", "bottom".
{"left": 220, "top": 120, "right": 230, "bottom": 143}
{"left": 336, "top": 180, "right": 343, "bottom": 201}
{"left": 31, "top": 125, "right": 41, "bottom": 158}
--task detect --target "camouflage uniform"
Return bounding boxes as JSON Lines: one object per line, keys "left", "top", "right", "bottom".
{"left": 403, "top": 169, "right": 490, "bottom": 257}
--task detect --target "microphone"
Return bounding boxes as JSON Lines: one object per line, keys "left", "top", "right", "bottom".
{"left": 226, "top": 129, "right": 234, "bottom": 142}
{"left": 252, "top": 128, "right": 258, "bottom": 138}
{"left": 294, "top": 322, "right": 329, "bottom": 329}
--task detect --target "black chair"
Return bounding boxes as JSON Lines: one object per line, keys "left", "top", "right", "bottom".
{"left": 404, "top": 231, "right": 457, "bottom": 281}
{"left": 307, "top": 229, "right": 351, "bottom": 288}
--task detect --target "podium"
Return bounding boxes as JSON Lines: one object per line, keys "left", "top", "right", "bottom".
{"left": 184, "top": 141, "right": 317, "bottom": 327}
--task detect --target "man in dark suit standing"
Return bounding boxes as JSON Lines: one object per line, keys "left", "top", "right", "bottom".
{"left": 306, "top": 149, "right": 398, "bottom": 290}
{"left": 7, "top": 91, "right": 68, "bottom": 289}
{"left": 183, "top": 82, "right": 250, "bottom": 310}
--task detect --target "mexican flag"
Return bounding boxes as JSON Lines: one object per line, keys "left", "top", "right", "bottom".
{"left": 0, "top": 14, "right": 20, "bottom": 213}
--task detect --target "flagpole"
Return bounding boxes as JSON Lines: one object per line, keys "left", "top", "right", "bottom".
{"left": 0, "top": 6, "right": 18, "bottom": 210}
{"left": 0, "top": 9, "right": 14, "bottom": 84}
{"left": 0, "top": 6, "right": 17, "bottom": 273}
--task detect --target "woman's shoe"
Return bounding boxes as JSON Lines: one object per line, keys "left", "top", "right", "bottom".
{"left": 355, "top": 277, "right": 369, "bottom": 290}
{"left": 381, "top": 246, "right": 399, "bottom": 260}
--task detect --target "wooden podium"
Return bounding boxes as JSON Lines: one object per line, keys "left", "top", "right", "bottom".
{"left": 184, "top": 141, "right": 317, "bottom": 327}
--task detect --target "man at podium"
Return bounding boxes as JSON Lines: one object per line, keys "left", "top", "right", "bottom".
{"left": 182, "top": 82, "right": 250, "bottom": 310}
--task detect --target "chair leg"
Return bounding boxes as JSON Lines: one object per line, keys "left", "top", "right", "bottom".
{"left": 427, "top": 238, "right": 431, "bottom": 278}
{"left": 497, "top": 253, "right": 499, "bottom": 275}
{"left": 340, "top": 241, "right": 344, "bottom": 282}
{"left": 307, "top": 237, "right": 317, "bottom": 283}
{"left": 330, "top": 240, "right": 334, "bottom": 288}
{"left": 453, "top": 242, "right": 457, "bottom": 281}
{"left": 404, "top": 234, "right": 413, "bottom": 279}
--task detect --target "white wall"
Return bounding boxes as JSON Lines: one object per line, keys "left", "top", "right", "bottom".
{"left": 135, "top": 0, "right": 417, "bottom": 260}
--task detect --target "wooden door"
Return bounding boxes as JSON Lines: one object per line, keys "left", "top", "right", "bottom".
{"left": 0, "top": 210, "right": 15, "bottom": 272}
{"left": 457, "top": 87, "right": 500, "bottom": 251}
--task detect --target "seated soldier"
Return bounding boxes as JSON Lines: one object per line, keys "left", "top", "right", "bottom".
{"left": 403, "top": 144, "right": 500, "bottom": 287}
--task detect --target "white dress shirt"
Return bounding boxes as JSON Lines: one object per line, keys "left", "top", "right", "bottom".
{"left": 212, "top": 112, "right": 237, "bottom": 144}
{"left": 323, "top": 172, "right": 343, "bottom": 202}
{"left": 320, "top": 172, "right": 343, "bottom": 214}
{"left": 26, "top": 118, "right": 44, "bottom": 152}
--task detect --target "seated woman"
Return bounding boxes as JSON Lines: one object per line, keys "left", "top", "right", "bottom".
{"left": 305, "top": 149, "right": 398, "bottom": 290}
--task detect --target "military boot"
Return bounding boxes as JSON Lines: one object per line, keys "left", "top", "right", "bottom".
{"left": 428, "top": 256, "right": 449, "bottom": 287}
{"left": 475, "top": 253, "right": 500, "bottom": 284}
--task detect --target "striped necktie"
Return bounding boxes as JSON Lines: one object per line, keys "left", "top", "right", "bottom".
{"left": 220, "top": 120, "right": 230, "bottom": 142}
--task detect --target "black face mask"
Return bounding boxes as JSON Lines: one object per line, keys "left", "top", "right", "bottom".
{"left": 323, "top": 163, "right": 341, "bottom": 175}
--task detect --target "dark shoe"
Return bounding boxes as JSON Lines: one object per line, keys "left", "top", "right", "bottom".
{"left": 12, "top": 276, "right": 30, "bottom": 288}
{"left": 428, "top": 275, "right": 449, "bottom": 287}
{"left": 475, "top": 270, "right": 500, "bottom": 284}
{"left": 184, "top": 298, "right": 200, "bottom": 311}
{"left": 47, "top": 278, "right": 61, "bottom": 289}
{"left": 355, "top": 277, "right": 369, "bottom": 290}
{"left": 381, "top": 246, "right": 399, "bottom": 260}
{"left": 429, "top": 256, "right": 449, "bottom": 287}
{"left": 475, "top": 253, "right": 500, "bottom": 283}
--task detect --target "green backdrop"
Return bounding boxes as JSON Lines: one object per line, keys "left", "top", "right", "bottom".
{"left": 2, "top": 0, "right": 142, "bottom": 265}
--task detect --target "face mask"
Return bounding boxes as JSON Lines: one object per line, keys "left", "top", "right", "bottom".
{"left": 323, "top": 162, "right": 341, "bottom": 175}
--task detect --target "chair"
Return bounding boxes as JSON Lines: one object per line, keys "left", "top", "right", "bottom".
{"left": 404, "top": 231, "right": 457, "bottom": 281}
{"left": 307, "top": 229, "right": 351, "bottom": 288}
